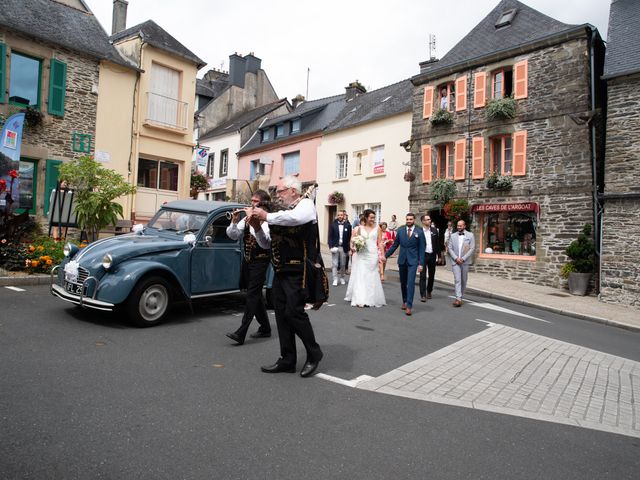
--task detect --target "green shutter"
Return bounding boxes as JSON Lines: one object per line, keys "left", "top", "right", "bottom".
{"left": 48, "top": 59, "right": 66, "bottom": 116}
{"left": 44, "top": 159, "right": 62, "bottom": 215}
{"left": 0, "top": 42, "right": 6, "bottom": 103}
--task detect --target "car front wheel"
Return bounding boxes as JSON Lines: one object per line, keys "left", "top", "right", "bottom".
{"left": 127, "top": 276, "right": 171, "bottom": 327}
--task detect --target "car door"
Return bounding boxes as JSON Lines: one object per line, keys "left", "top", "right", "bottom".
{"left": 189, "top": 213, "right": 242, "bottom": 295}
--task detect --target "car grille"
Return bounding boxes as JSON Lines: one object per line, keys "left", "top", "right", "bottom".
{"left": 77, "top": 266, "right": 90, "bottom": 284}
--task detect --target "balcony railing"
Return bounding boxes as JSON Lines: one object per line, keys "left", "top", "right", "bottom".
{"left": 145, "top": 92, "right": 189, "bottom": 130}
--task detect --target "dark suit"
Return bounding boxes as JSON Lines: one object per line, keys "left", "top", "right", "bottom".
{"left": 419, "top": 226, "right": 440, "bottom": 298}
{"left": 385, "top": 226, "right": 425, "bottom": 309}
{"left": 328, "top": 220, "right": 352, "bottom": 282}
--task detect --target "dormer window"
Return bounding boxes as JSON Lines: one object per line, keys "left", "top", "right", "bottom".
{"left": 275, "top": 123, "right": 284, "bottom": 138}
{"left": 261, "top": 128, "right": 271, "bottom": 142}
{"left": 290, "top": 118, "right": 301, "bottom": 133}
{"left": 495, "top": 8, "right": 516, "bottom": 28}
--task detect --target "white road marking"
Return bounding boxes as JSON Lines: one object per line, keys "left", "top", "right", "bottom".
{"left": 475, "top": 318, "right": 496, "bottom": 327}
{"left": 4, "top": 286, "right": 25, "bottom": 292}
{"left": 449, "top": 296, "right": 550, "bottom": 323}
{"left": 316, "top": 373, "right": 373, "bottom": 387}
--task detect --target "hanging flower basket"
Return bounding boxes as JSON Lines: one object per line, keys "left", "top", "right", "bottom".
{"left": 404, "top": 171, "right": 416, "bottom": 182}
{"left": 327, "top": 191, "right": 344, "bottom": 204}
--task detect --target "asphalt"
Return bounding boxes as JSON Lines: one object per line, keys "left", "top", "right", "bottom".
{"left": 2, "top": 248, "right": 638, "bottom": 332}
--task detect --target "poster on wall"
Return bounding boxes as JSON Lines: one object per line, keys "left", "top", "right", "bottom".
{"left": 0, "top": 113, "right": 25, "bottom": 212}
{"left": 372, "top": 146, "right": 384, "bottom": 174}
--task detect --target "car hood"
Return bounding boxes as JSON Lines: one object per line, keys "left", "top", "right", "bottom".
{"left": 71, "top": 233, "right": 190, "bottom": 271}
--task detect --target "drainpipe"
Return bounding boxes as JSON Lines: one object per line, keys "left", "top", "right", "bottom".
{"left": 588, "top": 26, "right": 601, "bottom": 294}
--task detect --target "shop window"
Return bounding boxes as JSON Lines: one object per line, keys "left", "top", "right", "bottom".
{"left": 219, "top": 149, "right": 228, "bottom": 177}
{"left": 437, "top": 82, "right": 455, "bottom": 112}
{"left": 492, "top": 68, "right": 513, "bottom": 100}
{"left": 435, "top": 143, "right": 454, "bottom": 179}
{"left": 490, "top": 135, "right": 513, "bottom": 174}
{"left": 283, "top": 151, "right": 300, "bottom": 176}
{"left": 335, "top": 153, "right": 348, "bottom": 179}
{"left": 481, "top": 212, "right": 536, "bottom": 258}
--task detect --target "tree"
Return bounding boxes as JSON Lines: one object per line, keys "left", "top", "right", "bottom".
{"left": 58, "top": 156, "right": 136, "bottom": 242}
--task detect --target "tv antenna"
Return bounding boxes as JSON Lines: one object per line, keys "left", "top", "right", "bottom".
{"left": 429, "top": 34, "right": 437, "bottom": 60}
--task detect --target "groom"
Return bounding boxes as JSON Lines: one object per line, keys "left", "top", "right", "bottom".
{"left": 385, "top": 213, "right": 425, "bottom": 316}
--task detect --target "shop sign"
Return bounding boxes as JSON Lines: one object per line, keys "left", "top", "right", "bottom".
{"left": 471, "top": 202, "right": 539, "bottom": 214}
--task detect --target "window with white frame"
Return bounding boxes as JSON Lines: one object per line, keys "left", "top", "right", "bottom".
{"left": 335, "top": 153, "right": 348, "bottom": 179}
{"left": 371, "top": 145, "right": 384, "bottom": 175}
{"left": 283, "top": 151, "right": 300, "bottom": 176}
{"left": 353, "top": 150, "right": 366, "bottom": 175}
{"left": 290, "top": 118, "right": 301, "bottom": 133}
{"left": 219, "top": 149, "right": 228, "bottom": 177}
{"left": 149, "top": 63, "right": 182, "bottom": 127}
{"left": 206, "top": 153, "right": 215, "bottom": 177}
{"left": 250, "top": 159, "right": 266, "bottom": 180}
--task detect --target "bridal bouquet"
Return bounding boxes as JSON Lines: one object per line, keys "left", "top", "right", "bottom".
{"left": 352, "top": 235, "right": 366, "bottom": 253}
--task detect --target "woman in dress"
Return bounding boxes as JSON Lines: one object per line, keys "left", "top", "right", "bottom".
{"left": 345, "top": 209, "right": 386, "bottom": 308}
{"left": 378, "top": 222, "right": 395, "bottom": 282}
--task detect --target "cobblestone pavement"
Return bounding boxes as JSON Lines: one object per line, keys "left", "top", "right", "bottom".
{"left": 357, "top": 323, "right": 639, "bottom": 439}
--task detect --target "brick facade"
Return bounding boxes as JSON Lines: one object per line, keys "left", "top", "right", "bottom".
{"left": 600, "top": 76, "right": 640, "bottom": 307}
{"left": 410, "top": 36, "right": 603, "bottom": 290}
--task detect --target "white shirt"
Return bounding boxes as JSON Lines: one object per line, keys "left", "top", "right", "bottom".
{"left": 255, "top": 197, "right": 316, "bottom": 249}
{"left": 423, "top": 227, "right": 433, "bottom": 253}
{"left": 226, "top": 217, "right": 271, "bottom": 244}
{"left": 457, "top": 231, "right": 466, "bottom": 257}
{"left": 338, "top": 223, "right": 345, "bottom": 245}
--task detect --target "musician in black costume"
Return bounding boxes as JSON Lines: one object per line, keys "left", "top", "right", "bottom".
{"left": 252, "top": 176, "right": 323, "bottom": 378}
{"left": 224, "top": 189, "right": 272, "bottom": 345}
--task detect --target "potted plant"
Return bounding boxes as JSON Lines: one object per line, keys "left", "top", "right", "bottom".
{"left": 560, "top": 224, "right": 595, "bottom": 295}
{"left": 190, "top": 171, "right": 209, "bottom": 199}
{"left": 403, "top": 171, "right": 416, "bottom": 182}
{"left": 443, "top": 199, "right": 471, "bottom": 226}
{"left": 430, "top": 178, "right": 457, "bottom": 205}
{"left": 429, "top": 108, "right": 454, "bottom": 126}
{"left": 327, "top": 191, "right": 344, "bottom": 204}
{"left": 486, "top": 96, "right": 516, "bottom": 121}
{"left": 486, "top": 171, "right": 513, "bottom": 191}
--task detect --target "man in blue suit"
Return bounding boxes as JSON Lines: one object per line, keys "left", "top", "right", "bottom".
{"left": 385, "top": 213, "right": 425, "bottom": 316}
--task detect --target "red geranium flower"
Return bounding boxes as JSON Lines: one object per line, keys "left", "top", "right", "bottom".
{"left": 0, "top": 179, "right": 6, "bottom": 192}
{"left": 8, "top": 170, "right": 18, "bottom": 178}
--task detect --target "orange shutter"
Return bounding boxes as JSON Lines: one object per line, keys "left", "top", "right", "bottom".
{"left": 454, "top": 139, "right": 466, "bottom": 180}
{"left": 513, "top": 130, "right": 527, "bottom": 176}
{"left": 421, "top": 144, "right": 432, "bottom": 183}
{"left": 514, "top": 60, "right": 528, "bottom": 99}
{"left": 423, "top": 86, "right": 434, "bottom": 119}
{"left": 472, "top": 137, "right": 484, "bottom": 179}
{"left": 474, "top": 72, "right": 486, "bottom": 108}
{"left": 455, "top": 76, "right": 467, "bottom": 111}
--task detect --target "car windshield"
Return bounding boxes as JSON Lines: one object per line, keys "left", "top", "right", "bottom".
{"left": 147, "top": 209, "right": 208, "bottom": 233}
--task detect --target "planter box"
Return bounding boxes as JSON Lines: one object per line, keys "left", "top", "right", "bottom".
{"left": 568, "top": 272, "right": 591, "bottom": 296}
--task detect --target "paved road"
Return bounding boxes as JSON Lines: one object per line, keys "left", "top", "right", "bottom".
{"left": 1, "top": 282, "right": 638, "bottom": 479}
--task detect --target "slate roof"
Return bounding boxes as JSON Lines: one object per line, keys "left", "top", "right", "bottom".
{"left": 414, "top": 0, "right": 584, "bottom": 81}
{"left": 603, "top": 0, "right": 640, "bottom": 79}
{"left": 199, "top": 100, "right": 290, "bottom": 140}
{"left": 0, "top": 0, "right": 134, "bottom": 69}
{"left": 111, "top": 20, "right": 206, "bottom": 69}
{"left": 325, "top": 80, "right": 412, "bottom": 133}
{"left": 240, "top": 94, "right": 346, "bottom": 153}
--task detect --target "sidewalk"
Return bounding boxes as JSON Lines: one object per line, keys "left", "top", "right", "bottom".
{"left": 320, "top": 246, "right": 640, "bottom": 332}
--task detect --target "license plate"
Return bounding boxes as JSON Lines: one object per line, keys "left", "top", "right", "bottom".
{"left": 64, "top": 281, "right": 85, "bottom": 296}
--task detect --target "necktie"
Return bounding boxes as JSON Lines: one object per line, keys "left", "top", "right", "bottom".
{"left": 407, "top": 227, "right": 412, "bottom": 237}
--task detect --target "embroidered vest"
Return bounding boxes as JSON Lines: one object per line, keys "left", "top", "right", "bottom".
{"left": 269, "top": 222, "right": 314, "bottom": 273}
{"left": 243, "top": 223, "right": 270, "bottom": 263}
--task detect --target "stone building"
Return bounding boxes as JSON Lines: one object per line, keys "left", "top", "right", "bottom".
{"left": 599, "top": 0, "right": 640, "bottom": 308}
{"left": 0, "top": 0, "right": 134, "bottom": 220}
{"left": 409, "top": 0, "right": 605, "bottom": 289}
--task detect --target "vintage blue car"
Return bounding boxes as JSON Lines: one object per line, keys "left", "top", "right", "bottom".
{"left": 50, "top": 200, "right": 269, "bottom": 327}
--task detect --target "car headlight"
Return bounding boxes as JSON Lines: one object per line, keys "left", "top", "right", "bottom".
{"left": 102, "top": 254, "right": 113, "bottom": 270}
{"left": 64, "top": 243, "right": 79, "bottom": 257}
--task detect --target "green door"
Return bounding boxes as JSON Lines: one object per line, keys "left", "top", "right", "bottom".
{"left": 44, "top": 159, "right": 62, "bottom": 215}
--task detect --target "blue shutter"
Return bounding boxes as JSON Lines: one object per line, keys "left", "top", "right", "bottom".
{"left": 0, "top": 43, "right": 6, "bottom": 103}
{"left": 48, "top": 59, "right": 67, "bottom": 116}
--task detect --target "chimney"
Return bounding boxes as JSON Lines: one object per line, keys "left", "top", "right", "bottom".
{"left": 345, "top": 81, "right": 366, "bottom": 101}
{"left": 228, "top": 53, "right": 247, "bottom": 88}
{"left": 112, "top": 0, "right": 128, "bottom": 35}
{"left": 245, "top": 53, "right": 262, "bottom": 74}
{"left": 203, "top": 69, "right": 228, "bottom": 82}
{"left": 292, "top": 94, "right": 305, "bottom": 109}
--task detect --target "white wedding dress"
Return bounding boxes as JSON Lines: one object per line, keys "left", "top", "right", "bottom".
{"left": 345, "top": 226, "right": 386, "bottom": 307}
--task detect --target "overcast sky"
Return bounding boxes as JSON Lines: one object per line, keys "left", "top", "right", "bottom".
{"left": 84, "top": 0, "right": 610, "bottom": 101}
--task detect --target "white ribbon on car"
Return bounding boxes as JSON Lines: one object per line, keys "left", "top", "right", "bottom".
{"left": 183, "top": 233, "right": 197, "bottom": 245}
{"left": 132, "top": 224, "right": 144, "bottom": 235}
{"left": 64, "top": 260, "right": 80, "bottom": 283}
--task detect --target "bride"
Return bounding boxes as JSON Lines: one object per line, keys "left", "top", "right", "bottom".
{"left": 345, "top": 209, "right": 386, "bottom": 308}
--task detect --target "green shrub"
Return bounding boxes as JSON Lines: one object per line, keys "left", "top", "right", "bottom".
{"left": 430, "top": 109, "right": 454, "bottom": 126}
{"left": 565, "top": 224, "right": 595, "bottom": 273}
{"left": 430, "top": 178, "right": 457, "bottom": 205}
{"left": 486, "top": 96, "right": 516, "bottom": 120}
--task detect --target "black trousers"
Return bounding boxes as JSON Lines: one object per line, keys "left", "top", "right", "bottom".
{"left": 419, "top": 252, "right": 437, "bottom": 297}
{"left": 235, "top": 260, "right": 271, "bottom": 340}
{"left": 272, "top": 271, "right": 322, "bottom": 367}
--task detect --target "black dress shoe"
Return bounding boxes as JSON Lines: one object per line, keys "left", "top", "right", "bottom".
{"left": 249, "top": 330, "right": 271, "bottom": 338}
{"left": 300, "top": 352, "right": 323, "bottom": 378}
{"left": 261, "top": 362, "right": 295, "bottom": 373}
{"left": 226, "top": 332, "right": 244, "bottom": 345}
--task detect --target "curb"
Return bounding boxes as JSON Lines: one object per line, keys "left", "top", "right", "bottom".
{"left": 0, "top": 274, "right": 50, "bottom": 287}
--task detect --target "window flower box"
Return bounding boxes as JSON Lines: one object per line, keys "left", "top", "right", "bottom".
{"left": 486, "top": 96, "right": 516, "bottom": 121}
{"left": 429, "top": 108, "right": 454, "bottom": 126}
{"left": 327, "top": 191, "right": 344, "bottom": 204}
{"left": 486, "top": 171, "right": 513, "bottom": 191}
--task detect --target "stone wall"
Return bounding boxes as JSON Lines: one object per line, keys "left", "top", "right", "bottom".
{"left": 599, "top": 76, "right": 640, "bottom": 308}
{"left": 409, "top": 37, "right": 599, "bottom": 289}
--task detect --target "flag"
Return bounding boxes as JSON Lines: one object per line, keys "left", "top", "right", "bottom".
{"left": 0, "top": 113, "right": 25, "bottom": 211}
